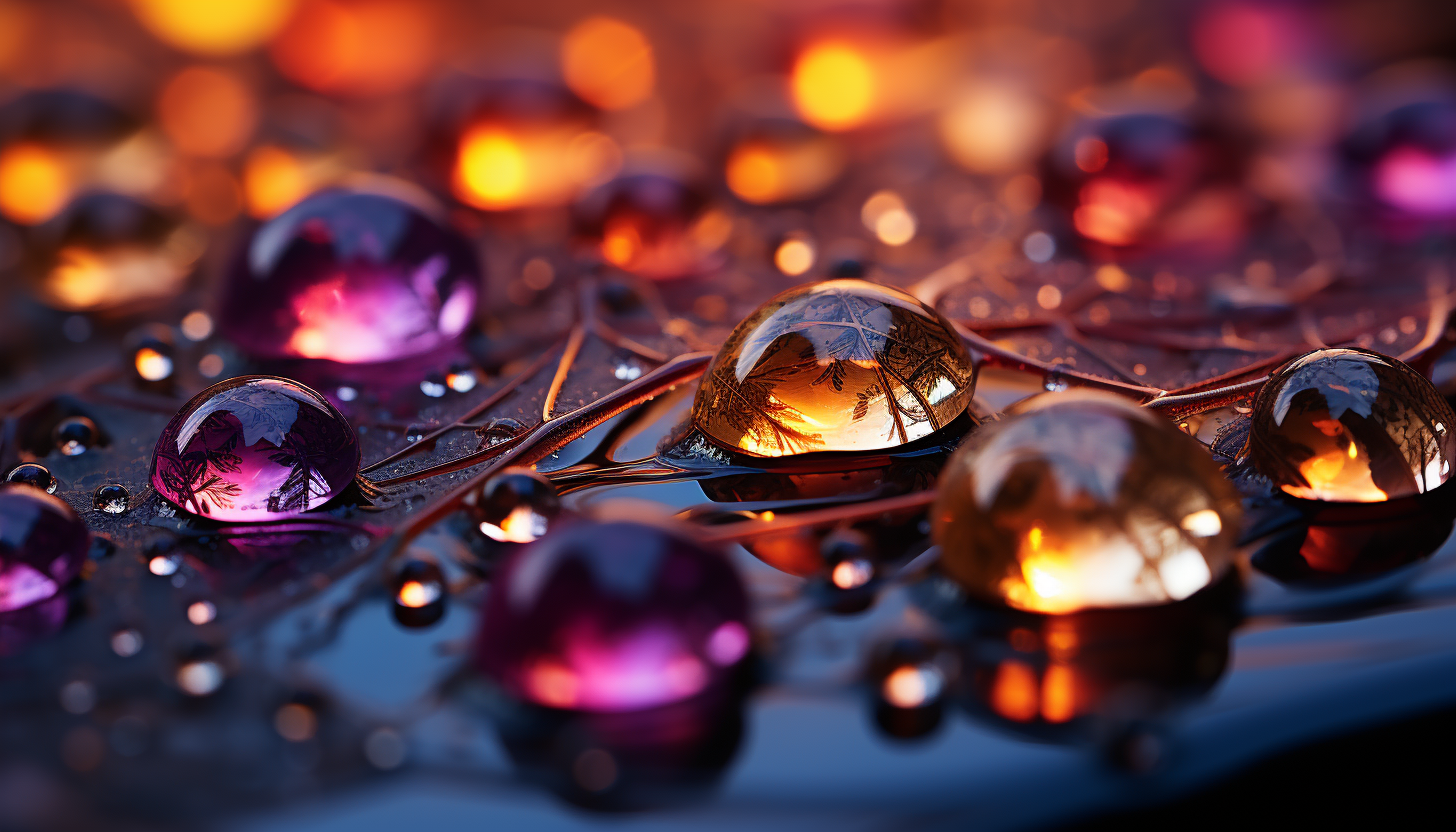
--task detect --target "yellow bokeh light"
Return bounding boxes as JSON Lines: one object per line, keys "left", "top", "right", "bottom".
{"left": 561, "top": 16, "right": 655, "bottom": 111}
{"left": 131, "top": 0, "right": 297, "bottom": 55}
{"left": 0, "top": 144, "right": 71, "bottom": 225}
{"left": 244, "top": 146, "right": 309, "bottom": 218}
{"left": 725, "top": 136, "right": 845, "bottom": 205}
{"left": 774, "top": 237, "right": 815, "bottom": 276}
{"left": 134, "top": 347, "right": 174, "bottom": 382}
{"left": 456, "top": 129, "right": 526, "bottom": 208}
{"left": 396, "top": 579, "right": 438, "bottom": 608}
{"left": 453, "top": 125, "right": 616, "bottom": 211}
{"left": 792, "top": 42, "right": 875, "bottom": 131}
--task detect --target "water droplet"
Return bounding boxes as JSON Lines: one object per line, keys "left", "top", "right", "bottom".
{"left": 126, "top": 324, "right": 176, "bottom": 385}
{"left": 93, "top": 484, "right": 129, "bottom": 515}
{"left": 420, "top": 376, "right": 447, "bottom": 398}
{"left": 391, "top": 559, "right": 446, "bottom": 628}
{"left": 576, "top": 161, "right": 726, "bottom": 279}
{"left": 613, "top": 361, "right": 642, "bottom": 381}
{"left": 1043, "top": 372, "right": 1069, "bottom": 392}
{"left": 53, "top": 415, "right": 98, "bottom": 456}
{"left": 148, "top": 554, "right": 179, "bottom": 576}
{"left": 693, "top": 279, "right": 976, "bottom": 457}
{"left": 151, "top": 376, "right": 360, "bottom": 521}
{"left": 6, "top": 463, "right": 56, "bottom": 493}
{"left": 1245, "top": 348, "right": 1456, "bottom": 503}
{"left": 218, "top": 188, "right": 481, "bottom": 364}
{"left": 0, "top": 485, "right": 89, "bottom": 613}
{"left": 933, "top": 391, "right": 1241, "bottom": 613}
{"left": 476, "top": 468, "right": 559, "bottom": 544}
{"left": 446, "top": 366, "right": 477, "bottom": 393}
{"left": 475, "top": 521, "right": 751, "bottom": 712}
{"left": 869, "top": 639, "right": 948, "bottom": 740}
{"left": 479, "top": 418, "right": 526, "bottom": 448}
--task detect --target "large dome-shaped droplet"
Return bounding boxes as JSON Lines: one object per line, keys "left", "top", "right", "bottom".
{"left": 933, "top": 391, "right": 1241, "bottom": 614}
{"left": 475, "top": 521, "right": 751, "bottom": 713}
{"left": 693, "top": 279, "right": 975, "bottom": 457}
{"left": 1244, "top": 348, "right": 1456, "bottom": 503}
{"left": 218, "top": 188, "right": 481, "bottom": 364}
{"left": 0, "top": 484, "right": 90, "bottom": 613}
{"left": 151, "top": 376, "right": 360, "bottom": 521}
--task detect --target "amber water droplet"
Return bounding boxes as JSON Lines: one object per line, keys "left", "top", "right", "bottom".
{"left": 693, "top": 279, "right": 975, "bottom": 457}
{"left": 476, "top": 468, "right": 559, "bottom": 544}
{"left": 868, "top": 639, "right": 948, "bottom": 740}
{"left": 1245, "top": 348, "right": 1456, "bottom": 503}
{"left": 933, "top": 390, "right": 1240, "bottom": 613}
{"left": 575, "top": 163, "right": 725, "bottom": 279}
{"left": 392, "top": 559, "right": 446, "bottom": 628}
{"left": 150, "top": 376, "right": 360, "bottom": 521}
{"left": 52, "top": 416, "right": 98, "bottom": 456}
{"left": 218, "top": 188, "right": 481, "bottom": 364}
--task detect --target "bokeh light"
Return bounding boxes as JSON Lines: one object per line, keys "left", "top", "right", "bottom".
{"left": 561, "top": 17, "right": 655, "bottom": 111}
{"left": 270, "top": 0, "right": 436, "bottom": 96}
{"left": 130, "top": 0, "right": 297, "bottom": 56}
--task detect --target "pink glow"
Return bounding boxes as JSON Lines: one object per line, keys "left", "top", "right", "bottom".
{"left": 1374, "top": 146, "right": 1456, "bottom": 216}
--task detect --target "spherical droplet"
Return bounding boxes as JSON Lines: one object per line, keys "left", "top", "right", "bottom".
{"left": 392, "top": 558, "right": 446, "bottom": 629}
{"left": 1244, "top": 348, "right": 1456, "bottom": 503}
{"left": 933, "top": 390, "right": 1241, "bottom": 613}
{"left": 151, "top": 376, "right": 361, "bottom": 521}
{"left": 53, "top": 415, "right": 98, "bottom": 456}
{"left": 476, "top": 468, "right": 560, "bottom": 544}
{"left": 125, "top": 324, "right": 177, "bottom": 386}
{"left": 868, "top": 639, "right": 949, "bottom": 740}
{"left": 93, "top": 484, "right": 130, "bottom": 515}
{"left": 475, "top": 521, "right": 751, "bottom": 712}
{"left": 0, "top": 485, "right": 90, "bottom": 613}
{"left": 6, "top": 463, "right": 56, "bottom": 493}
{"left": 694, "top": 279, "right": 976, "bottom": 457}
{"left": 218, "top": 188, "right": 481, "bottom": 364}
{"left": 575, "top": 160, "right": 728, "bottom": 279}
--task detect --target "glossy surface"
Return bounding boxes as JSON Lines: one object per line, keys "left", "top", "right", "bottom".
{"left": 694, "top": 279, "right": 975, "bottom": 457}
{"left": 1244, "top": 348, "right": 1456, "bottom": 502}
{"left": 0, "top": 485, "right": 90, "bottom": 613}
{"left": 475, "top": 521, "right": 751, "bottom": 712}
{"left": 933, "top": 391, "right": 1241, "bottom": 613}
{"left": 575, "top": 169, "right": 727, "bottom": 279}
{"left": 150, "top": 376, "right": 360, "bottom": 521}
{"left": 218, "top": 189, "right": 480, "bottom": 364}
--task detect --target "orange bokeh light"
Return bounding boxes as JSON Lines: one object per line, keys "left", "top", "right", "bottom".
{"left": 561, "top": 17, "right": 655, "bottom": 111}
{"left": 271, "top": 0, "right": 436, "bottom": 96}
{"left": 130, "top": 0, "right": 297, "bottom": 55}
{"left": 990, "top": 660, "right": 1039, "bottom": 722}
{"left": 0, "top": 143, "right": 71, "bottom": 224}
{"left": 726, "top": 135, "right": 844, "bottom": 205}
{"left": 453, "top": 124, "right": 619, "bottom": 211}
{"left": 157, "top": 66, "right": 258, "bottom": 158}
{"left": 792, "top": 42, "right": 876, "bottom": 131}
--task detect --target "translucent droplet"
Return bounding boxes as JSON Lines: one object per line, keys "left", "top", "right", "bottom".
{"left": 6, "top": 463, "right": 56, "bottom": 493}
{"left": 476, "top": 468, "right": 559, "bottom": 544}
{"left": 392, "top": 558, "right": 447, "bottom": 628}
{"left": 150, "top": 376, "right": 360, "bottom": 521}
{"left": 93, "top": 484, "right": 129, "bottom": 515}
{"left": 1244, "top": 348, "right": 1456, "bottom": 503}
{"left": 53, "top": 415, "right": 98, "bottom": 456}
{"left": 0, "top": 485, "right": 90, "bottom": 613}
{"left": 475, "top": 521, "right": 751, "bottom": 712}
{"left": 575, "top": 160, "right": 727, "bottom": 279}
{"left": 446, "top": 366, "right": 477, "bottom": 393}
{"left": 933, "top": 390, "right": 1241, "bottom": 613}
{"left": 693, "top": 279, "right": 976, "bottom": 457}
{"left": 218, "top": 188, "right": 481, "bottom": 364}
{"left": 869, "top": 639, "right": 949, "bottom": 740}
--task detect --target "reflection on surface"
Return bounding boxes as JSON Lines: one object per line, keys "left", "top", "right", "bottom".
{"left": 947, "top": 574, "right": 1237, "bottom": 739}
{"left": 1250, "top": 491, "right": 1456, "bottom": 583}
{"left": 1245, "top": 348, "right": 1456, "bottom": 503}
{"left": 694, "top": 279, "right": 975, "bottom": 457}
{"left": 934, "top": 391, "right": 1241, "bottom": 613}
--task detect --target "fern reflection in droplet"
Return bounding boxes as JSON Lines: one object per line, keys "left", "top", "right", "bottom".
{"left": 693, "top": 279, "right": 975, "bottom": 457}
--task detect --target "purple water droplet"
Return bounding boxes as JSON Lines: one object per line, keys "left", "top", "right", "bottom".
{"left": 0, "top": 484, "right": 89, "bottom": 613}
{"left": 150, "top": 376, "right": 360, "bottom": 522}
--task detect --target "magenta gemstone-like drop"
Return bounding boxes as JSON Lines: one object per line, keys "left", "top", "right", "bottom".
{"left": 476, "top": 521, "right": 752, "bottom": 713}
{"left": 151, "top": 376, "right": 361, "bottom": 522}
{"left": 0, "top": 485, "right": 89, "bottom": 613}
{"left": 218, "top": 188, "right": 481, "bottom": 364}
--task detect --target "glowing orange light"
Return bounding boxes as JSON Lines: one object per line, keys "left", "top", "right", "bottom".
{"left": 726, "top": 136, "right": 845, "bottom": 205}
{"left": 774, "top": 236, "right": 815, "bottom": 276}
{"left": 271, "top": 0, "right": 435, "bottom": 96}
{"left": 397, "top": 580, "right": 437, "bottom": 608}
{"left": 131, "top": 0, "right": 297, "bottom": 55}
{"left": 480, "top": 506, "right": 548, "bottom": 543}
{"left": 990, "top": 660, "right": 1039, "bottom": 722}
{"left": 0, "top": 143, "right": 71, "bottom": 225}
{"left": 158, "top": 66, "right": 257, "bottom": 158}
{"left": 830, "top": 559, "right": 872, "bottom": 590}
{"left": 1040, "top": 663, "right": 1076, "bottom": 723}
{"left": 792, "top": 42, "right": 876, "bottom": 131}
{"left": 1281, "top": 420, "right": 1389, "bottom": 502}
{"left": 526, "top": 659, "right": 579, "bottom": 708}
{"left": 454, "top": 125, "right": 619, "bottom": 211}
{"left": 44, "top": 245, "right": 190, "bottom": 312}
{"left": 134, "top": 347, "right": 173, "bottom": 381}
{"left": 883, "top": 666, "right": 932, "bottom": 709}
{"left": 562, "top": 17, "right": 655, "bottom": 111}
{"left": 1073, "top": 178, "right": 1158, "bottom": 246}
{"left": 244, "top": 146, "right": 313, "bottom": 218}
